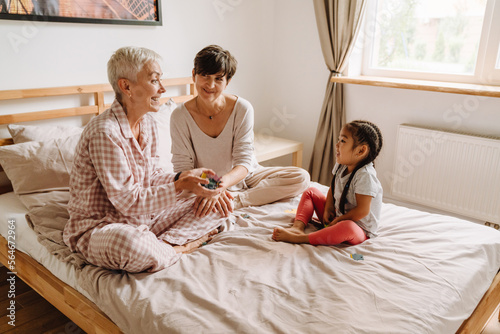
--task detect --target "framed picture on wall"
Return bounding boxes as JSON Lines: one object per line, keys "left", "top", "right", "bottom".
{"left": 0, "top": 0, "right": 162, "bottom": 26}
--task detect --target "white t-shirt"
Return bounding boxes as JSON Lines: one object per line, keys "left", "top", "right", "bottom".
{"left": 170, "top": 96, "right": 259, "bottom": 182}
{"left": 331, "top": 162, "right": 383, "bottom": 238}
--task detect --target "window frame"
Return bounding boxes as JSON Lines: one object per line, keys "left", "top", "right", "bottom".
{"left": 479, "top": 0, "right": 500, "bottom": 81}
{"left": 361, "top": 0, "right": 500, "bottom": 85}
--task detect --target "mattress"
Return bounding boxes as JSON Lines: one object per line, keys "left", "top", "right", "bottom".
{"left": 0, "top": 191, "right": 92, "bottom": 301}
{"left": 1, "top": 184, "right": 500, "bottom": 333}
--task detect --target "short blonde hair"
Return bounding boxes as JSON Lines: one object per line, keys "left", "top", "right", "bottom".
{"left": 107, "top": 46, "right": 162, "bottom": 99}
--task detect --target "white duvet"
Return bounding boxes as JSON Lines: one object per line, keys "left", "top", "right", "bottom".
{"left": 69, "top": 185, "right": 500, "bottom": 334}
{"left": 1, "top": 184, "right": 499, "bottom": 333}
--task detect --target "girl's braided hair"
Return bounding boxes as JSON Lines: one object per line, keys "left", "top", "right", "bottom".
{"left": 332, "top": 120, "right": 383, "bottom": 214}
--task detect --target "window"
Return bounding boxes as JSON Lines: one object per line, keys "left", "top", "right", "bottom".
{"left": 362, "top": 0, "right": 500, "bottom": 84}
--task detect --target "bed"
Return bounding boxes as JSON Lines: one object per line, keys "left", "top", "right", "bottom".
{"left": 0, "top": 79, "right": 499, "bottom": 334}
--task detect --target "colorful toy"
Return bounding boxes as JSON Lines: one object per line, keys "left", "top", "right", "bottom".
{"left": 350, "top": 253, "right": 364, "bottom": 261}
{"left": 201, "top": 172, "right": 221, "bottom": 190}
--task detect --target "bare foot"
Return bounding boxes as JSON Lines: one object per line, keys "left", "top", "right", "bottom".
{"left": 284, "top": 226, "right": 304, "bottom": 235}
{"left": 173, "top": 229, "right": 218, "bottom": 254}
{"left": 272, "top": 227, "right": 309, "bottom": 244}
{"left": 283, "top": 220, "right": 306, "bottom": 235}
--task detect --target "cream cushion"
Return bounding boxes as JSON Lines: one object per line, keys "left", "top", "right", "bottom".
{"left": 2, "top": 99, "right": 175, "bottom": 194}
{"left": 150, "top": 99, "right": 177, "bottom": 173}
{"left": 0, "top": 134, "right": 80, "bottom": 195}
{"left": 8, "top": 124, "right": 83, "bottom": 144}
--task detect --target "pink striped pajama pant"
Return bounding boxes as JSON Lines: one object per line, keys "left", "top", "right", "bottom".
{"left": 77, "top": 197, "right": 223, "bottom": 273}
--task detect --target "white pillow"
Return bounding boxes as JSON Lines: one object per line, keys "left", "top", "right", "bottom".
{"left": 150, "top": 99, "right": 177, "bottom": 173}
{"left": 8, "top": 124, "right": 84, "bottom": 144}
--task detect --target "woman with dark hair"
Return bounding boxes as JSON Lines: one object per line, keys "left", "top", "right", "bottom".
{"left": 170, "top": 45, "right": 310, "bottom": 218}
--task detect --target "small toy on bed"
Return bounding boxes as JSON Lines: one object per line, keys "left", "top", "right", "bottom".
{"left": 201, "top": 172, "right": 221, "bottom": 190}
{"left": 350, "top": 253, "right": 364, "bottom": 261}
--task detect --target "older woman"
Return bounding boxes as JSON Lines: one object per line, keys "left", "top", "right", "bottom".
{"left": 63, "top": 47, "right": 224, "bottom": 273}
{"left": 170, "top": 45, "right": 310, "bottom": 218}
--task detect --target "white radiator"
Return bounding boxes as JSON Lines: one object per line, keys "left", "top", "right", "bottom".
{"left": 391, "top": 124, "right": 500, "bottom": 224}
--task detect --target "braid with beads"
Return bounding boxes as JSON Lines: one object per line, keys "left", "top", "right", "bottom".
{"left": 331, "top": 120, "right": 383, "bottom": 215}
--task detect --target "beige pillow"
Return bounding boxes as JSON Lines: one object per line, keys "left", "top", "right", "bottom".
{"left": 0, "top": 134, "right": 80, "bottom": 195}
{"left": 7, "top": 124, "right": 84, "bottom": 144}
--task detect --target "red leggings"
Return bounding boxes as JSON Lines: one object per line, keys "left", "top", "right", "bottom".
{"left": 295, "top": 187, "right": 368, "bottom": 246}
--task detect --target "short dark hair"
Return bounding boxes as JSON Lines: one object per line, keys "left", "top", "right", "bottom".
{"left": 193, "top": 45, "right": 237, "bottom": 81}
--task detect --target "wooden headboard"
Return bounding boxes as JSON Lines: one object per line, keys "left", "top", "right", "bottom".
{"left": 0, "top": 77, "right": 195, "bottom": 145}
{"left": 0, "top": 77, "right": 196, "bottom": 193}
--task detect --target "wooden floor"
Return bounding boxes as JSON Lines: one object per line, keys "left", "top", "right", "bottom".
{"left": 481, "top": 304, "right": 500, "bottom": 334}
{"left": 0, "top": 265, "right": 85, "bottom": 334}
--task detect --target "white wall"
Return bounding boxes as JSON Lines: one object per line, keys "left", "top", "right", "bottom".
{"left": 3, "top": 0, "right": 497, "bottom": 218}
{"left": 0, "top": 0, "right": 325, "bottom": 170}
{"left": 258, "top": 0, "right": 327, "bottom": 169}
{"left": 345, "top": 85, "right": 500, "bottom": 216}
{"left": 0, "top": 1, "right": 272, "bottom": 105}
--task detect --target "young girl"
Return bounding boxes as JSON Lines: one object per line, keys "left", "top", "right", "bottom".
{"left": 272, "top": 120, "right": 383, "bottom": 246}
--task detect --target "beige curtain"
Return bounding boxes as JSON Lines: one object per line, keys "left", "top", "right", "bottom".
{"left": 309, "top": 0, "right": 367, "bottom": 185}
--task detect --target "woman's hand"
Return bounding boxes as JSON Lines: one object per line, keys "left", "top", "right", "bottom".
{"left": 214, "top": 190, "right": 234, "bottom": 217}
{"left": 174, "top": 168, "right": 222, "bottom": 198}
{"left": 194, "top": 190, "right": 234, "bottom": 218}
{"left": 194, "top": 195, "right": 218, "bottom": 218}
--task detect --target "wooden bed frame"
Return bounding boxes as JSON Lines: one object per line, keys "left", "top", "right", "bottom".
{"left": 0, "top": 78, "right": 196, "bottom": 333}
{"left": 0, "top": 79, "right": 498, "bottom": 334}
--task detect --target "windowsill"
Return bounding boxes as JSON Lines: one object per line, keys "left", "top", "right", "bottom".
{"left": 330, "top": 75, "right": 500, "bottom": 98}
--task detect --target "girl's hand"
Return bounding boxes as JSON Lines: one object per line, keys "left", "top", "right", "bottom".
{"left": 322, "top": 209, "right": 335, "bottom": 226}
{"left": 327, "top": 217, "right": 341, "bottom": 227}
{"left": 327, "top": 194, "right": 372, "bottom": 227}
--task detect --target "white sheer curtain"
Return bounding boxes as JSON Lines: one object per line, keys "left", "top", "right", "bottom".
{"left": 309, "top": 0, "right": 367, "bottom": 185}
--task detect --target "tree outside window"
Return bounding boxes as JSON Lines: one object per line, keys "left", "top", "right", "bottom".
{"left": 370, "top": 0, "right": 486, "bottom": 75}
